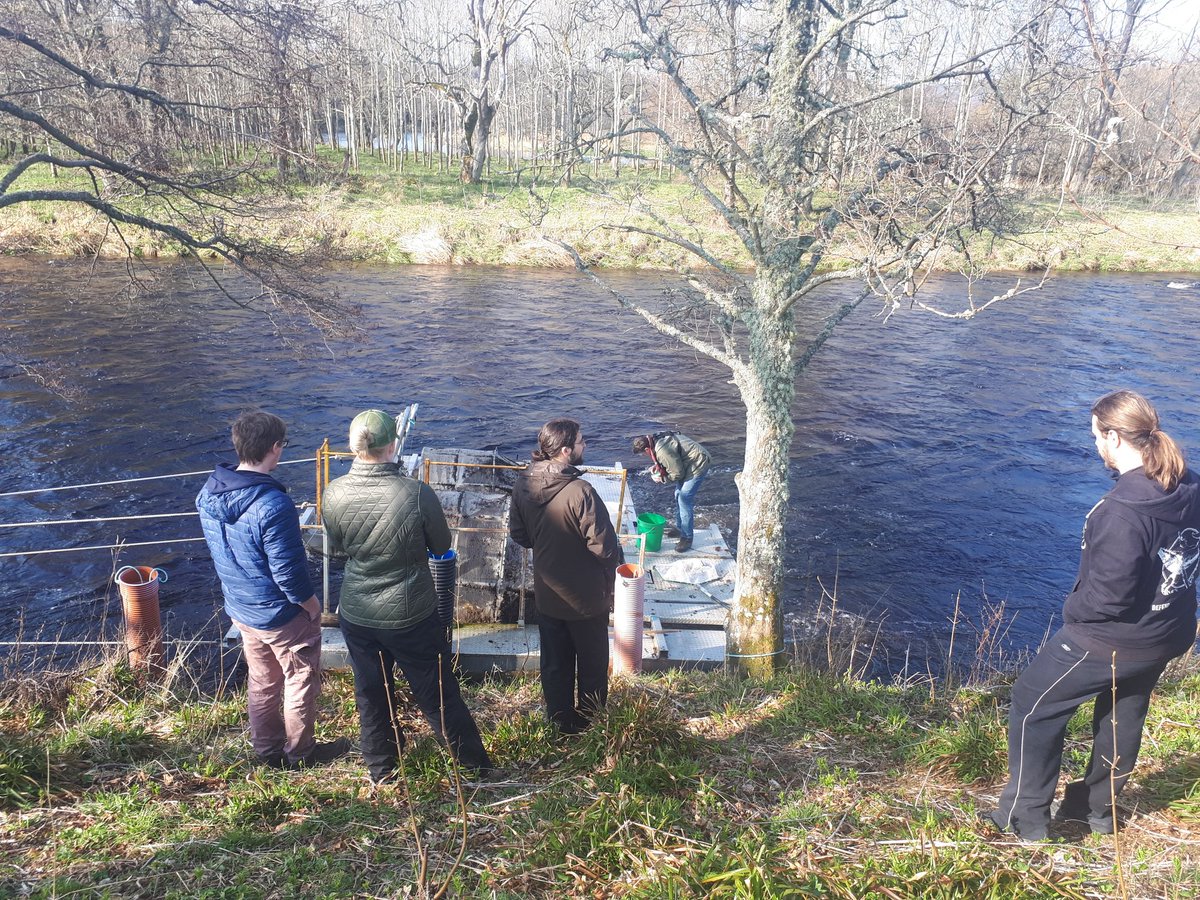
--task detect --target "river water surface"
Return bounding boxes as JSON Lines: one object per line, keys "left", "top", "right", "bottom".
{"left": 2, "top": 259, "right": 1198, "bottom": 669}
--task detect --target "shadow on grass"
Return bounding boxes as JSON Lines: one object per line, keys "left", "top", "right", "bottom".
{"left": 1132, "top": 752, "right": 1200, "bottom": 818}
{"left": 6, "top": 657, "right": 1193, "bottom": 898}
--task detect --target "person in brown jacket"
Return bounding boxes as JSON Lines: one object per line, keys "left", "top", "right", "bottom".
{"left": 510, "top": 418, "right": 623, "bottom": 733}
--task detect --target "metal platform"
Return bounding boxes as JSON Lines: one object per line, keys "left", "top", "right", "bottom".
{"left": 226, "top": 454, "right": 734, "bottom": 672}
{"left": 448, "top": 620, "right": 726, "bottom": 674}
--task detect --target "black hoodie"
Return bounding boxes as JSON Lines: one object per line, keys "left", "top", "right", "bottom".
{"left": 1063, "top": 467, "right": 1200, "bottom": 661}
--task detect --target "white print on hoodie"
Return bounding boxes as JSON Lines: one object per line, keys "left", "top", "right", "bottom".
{"left": 1158, "top": 527, "right": 1200, "bottom": 599}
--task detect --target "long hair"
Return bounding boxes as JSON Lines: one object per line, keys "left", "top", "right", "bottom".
{"left": 1092, "top": 390, "right": 1187, "bottom": 491}
{"left": 533, "top": 418, "right": 580, "bottom": 462}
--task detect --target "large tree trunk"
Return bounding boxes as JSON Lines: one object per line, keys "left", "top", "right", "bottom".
{"left": 727, "top": 280, "right": 796, "bottom": 676}
{"left": 468, "top": 100, "right": 496, "bottom": 183}
{"left": 718, "top": 0, "right": 811, "bottom": 675}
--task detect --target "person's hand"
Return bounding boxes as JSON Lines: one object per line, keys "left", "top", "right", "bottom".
{"left": 301, "top": 595, "right": 321, "bottom": 621}
{"left": 650, "top": 468, "right": 665, "bottom": 484}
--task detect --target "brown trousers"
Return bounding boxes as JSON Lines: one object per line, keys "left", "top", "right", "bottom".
{"left": 234, "top": 610, "right": 322, "bottom": 764}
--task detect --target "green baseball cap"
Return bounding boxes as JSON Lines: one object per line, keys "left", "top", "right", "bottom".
{"left": 350, "top": 409, "right": 397, "bottom": 449}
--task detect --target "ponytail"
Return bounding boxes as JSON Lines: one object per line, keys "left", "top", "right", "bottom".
{"left": 348, "top": 423, "right": 392, "bottom": 461}
{"left": 348, "top": 424, "right": 372, "bottom": 455}
{"left": 533, "top": 418, "right": 580, "bottom": 462}
{"left": 1092, "top": 390, "right": 1187, "bottom": 491}
{"left": 1143, "top": 428, "right": 1187, "bottom": 492}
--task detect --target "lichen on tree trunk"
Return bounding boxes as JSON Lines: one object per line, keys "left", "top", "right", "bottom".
{"left": 727, "top": 289, "right": 797, "bottom": 677}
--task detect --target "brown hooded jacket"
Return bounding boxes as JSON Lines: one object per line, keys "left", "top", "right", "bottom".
{"left": 510, "top": 459, "right": 623, "bottom": 620}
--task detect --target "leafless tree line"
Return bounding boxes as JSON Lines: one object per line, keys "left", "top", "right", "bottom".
{"left": 2, "top": 0, "right": 1196, "bottom": 196}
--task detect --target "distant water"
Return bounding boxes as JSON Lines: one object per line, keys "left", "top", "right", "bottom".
{"left": 2, "top": 259, "right": 1198, "bottom": 668}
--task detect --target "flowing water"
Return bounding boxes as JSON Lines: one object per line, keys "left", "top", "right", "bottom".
{"left": 2, "top": 258, "right": 1198, "bottom": 669}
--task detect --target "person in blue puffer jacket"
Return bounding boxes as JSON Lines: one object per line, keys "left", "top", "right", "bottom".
{"left": 197, "top": 411, "right": 345, "bottom": 769}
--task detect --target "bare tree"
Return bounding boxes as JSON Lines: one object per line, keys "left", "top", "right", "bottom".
{"left": 401, "top": 0, "right": 538, "bottom": 183}
{"left": 0, "top": 2, "right": 350, "bottom": 332}
{"left": 1061, "top": 0, "right": 1148, "bottom": 192}
{"left": 547, "top": 0, "right": 1050, "bottom": 674}
{"left": 1094, "top": 4, "right": 1200, "bottom": 198}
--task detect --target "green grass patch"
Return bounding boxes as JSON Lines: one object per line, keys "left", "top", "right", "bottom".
{"left": 0, "top": 730, "right": 47, "bottom": 807}
{"left": 913, "top": 701, "right": 1007, "bottom": 783}
{"left": 4, "top": 655, "right": 1200, "bottom": 897}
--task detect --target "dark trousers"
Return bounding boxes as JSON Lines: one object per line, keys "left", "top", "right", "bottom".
{"left": 341, "top": 612, "right": 491, "bottom": 778}
{"left": 995, "top": 628, "right": 1171, "bottom": 834}
{"left": 538, "top": 611, "right": 609, "bottom": 731}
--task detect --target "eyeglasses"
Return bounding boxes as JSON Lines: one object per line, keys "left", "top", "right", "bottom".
{"left": 278, "top": 439, "right": 290, "bottom": 448}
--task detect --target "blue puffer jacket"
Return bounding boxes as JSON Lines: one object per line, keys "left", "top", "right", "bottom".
{"left": 196, "top": 464, "right": 313, "bottom": 629}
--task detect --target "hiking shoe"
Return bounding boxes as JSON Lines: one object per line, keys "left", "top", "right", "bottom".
{"left": 554, "top": 718, "right": 590, "bottom": 736}
{"left": 256, "top": 752, "right": 286, "bottom": 769}
{"left": 464, "top": 764, "right": 506, "bottom": 783}
{"left": 1054, "top": 803, "right": 1115, "bottom": 835}
{"left": 674, "top": 538, "right": 692, "bottom": 553}
{"left": 979, "top": 808, "right": 1049, "bottom": 842}
{"left": 1088, "top": 815, "right": 1115, "bottom": 835}
{"left": 368, "top": 768, "right": 398, "bottom": 787}
{"left": 291, "top": 737, "right": 353, "bottom": 769}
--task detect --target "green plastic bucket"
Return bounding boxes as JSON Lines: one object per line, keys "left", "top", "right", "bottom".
{"left": 636, "top": 512, "right": 668, "bottom": 552}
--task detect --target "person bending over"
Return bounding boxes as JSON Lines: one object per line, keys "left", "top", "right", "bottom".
{"left": 632, "top": 431, "right": 711, "bottom": 552}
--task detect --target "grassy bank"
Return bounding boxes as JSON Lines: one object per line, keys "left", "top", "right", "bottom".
{"left": 2, "top": 160, "right": 1198, "bottom": 273}
{"left": 2, "top": 645, "right": 1198, "bottom": 898}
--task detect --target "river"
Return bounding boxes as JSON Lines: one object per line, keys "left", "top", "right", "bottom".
{"left": 2, "top": 258, "right": 1198, "bottom": 669}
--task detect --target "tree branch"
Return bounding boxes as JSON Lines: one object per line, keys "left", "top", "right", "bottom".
{"left": 0, "top": 24, "right": 182, "bottom": 113}
{"left": 546, "top": 237, "right": 739, "bottom": 370}
{"left": 794, "top": 287, "right": 873, "bottom": 373}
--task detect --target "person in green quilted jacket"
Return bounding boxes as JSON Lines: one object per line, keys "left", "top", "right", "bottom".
{"left": 632, "top": 430, "right": 712, "bottom": 552}
{"left": 321, "top": 409, "right": 493, "bottom": 783}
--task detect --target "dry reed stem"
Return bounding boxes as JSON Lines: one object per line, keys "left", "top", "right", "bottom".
{"left": 1110, "top": 650, "right": 1128, "bottom": 900}
{"left": 379, "top": 650, "right": 428, "bottom": 891}
{"left": 431, "top": 650, "right": 469, "bottom": 900}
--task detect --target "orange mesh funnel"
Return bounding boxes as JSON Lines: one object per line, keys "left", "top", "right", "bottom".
{"left": 115, "top": 566, "right": 165, "bottom": 674}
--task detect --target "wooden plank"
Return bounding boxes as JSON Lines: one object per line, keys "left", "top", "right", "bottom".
{"left": 650, "top": 614, "right": 668, "bottom": 659}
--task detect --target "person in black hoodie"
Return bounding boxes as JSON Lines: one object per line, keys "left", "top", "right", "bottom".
{"left": 510, "top": 418, "right": 623, "bottom": 733}
{"left": 985, "top": 390, "right": 1200, "bottom": 840}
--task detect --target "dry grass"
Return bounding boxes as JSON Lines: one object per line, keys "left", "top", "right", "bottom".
{"left": 10, "top": 162, "right": 1195, "bottom": 275}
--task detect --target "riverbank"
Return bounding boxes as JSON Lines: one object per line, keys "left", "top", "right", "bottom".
{"left": 2, "top": 643, "right": 1198, "bottom": 897}
{"left": 2, "top": 163, "right": 1198, "bottom": 273}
